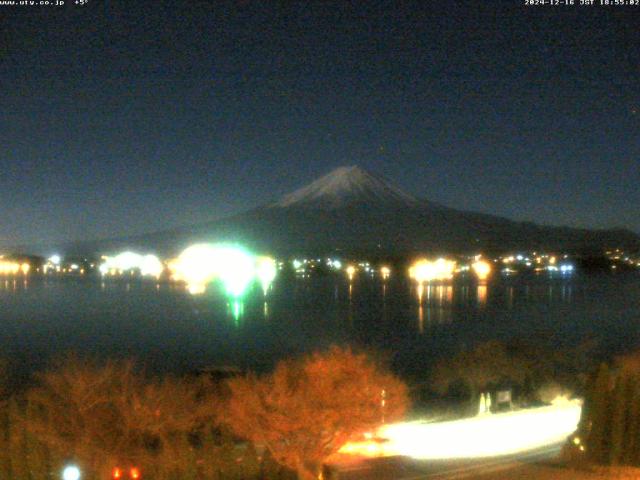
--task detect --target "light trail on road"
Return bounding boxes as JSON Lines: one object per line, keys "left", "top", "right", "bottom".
{"left": 340, "top": 401, "right": 581, "bottom": 460}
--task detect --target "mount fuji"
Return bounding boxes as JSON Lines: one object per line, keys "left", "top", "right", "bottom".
{"left": 273, "top": 166, "right": 419, "bottom": 209}
{"left": 53, "top": 166, "right": 639, "bottom": 256}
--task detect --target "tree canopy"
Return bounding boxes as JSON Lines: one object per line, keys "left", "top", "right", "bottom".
{"left": 577, "top": 353, "right": 640, "bottom": 466}
{"left": 223, "top": 346, "right": 409, "bottom": 480}
{"left": 23, "top": 356, "right": 216, "bottom": 478}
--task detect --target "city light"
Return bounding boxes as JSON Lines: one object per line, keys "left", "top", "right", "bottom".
{"left": 346, "top": 265, "right": 356, "bottom": 281}
{"left": 113, "top": 251, "right": 143, "bottom": 271}
{"left": 410, "top": 259, "right": 436, "bottom": 283}
{"left": 471, "top": 259, "right": 492, "bottom": 281}
{"left": 111, "top": 466, "right": 140, "bottom": 479}
{"left": 139, "top": 254, "right": 164, "bottom": 278}
{"left": 340, "top": 401, "right": 581, "bottom": 460}
{"left": 0, "top": 260, "right": 22, "bottom": 275}
{"left": 380, "top": 266, "right": 391, "bottom": 280}
{"left": 170, "top": 244, "right": 219, "bottom": 291}
{"left": 99, "top": 251, "right": 164, "bottom": 278}
{"left": 409, "top": 258, "right": 456, "bottom": 283}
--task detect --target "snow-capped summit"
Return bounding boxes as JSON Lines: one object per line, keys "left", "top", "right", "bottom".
{"left": 273, "top": 165, "right": 417, "bottom": 209}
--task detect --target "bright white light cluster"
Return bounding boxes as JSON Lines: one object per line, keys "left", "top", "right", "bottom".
{"left": 340, "top": 402, "right": 581, "bottom": 460}
{"left": 169, "top": 243, "right": 276, "bottom": 297}
{"left": 0, "top": 260, "right": 30, "bottom": 275}
{"left": 409, "top": 258, "right": 457, "bottom": 283}
{"left": 256, "top": 256, "right": 277, "bottom": 294}
{"left": 326, "top": 259, "right": 342, "bottom": 270}
{"left": 62, "top": 465, "right": 81, "bottom": 480}
{"left": 99, "top": 251, "right": 164, "bottom": 278}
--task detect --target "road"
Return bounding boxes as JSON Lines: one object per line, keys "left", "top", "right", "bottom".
{"left": 336, "top": 442, "right": 564, "bottom": 479}
{"left": 332, "top": 403, "right": 582, "bottom": 479}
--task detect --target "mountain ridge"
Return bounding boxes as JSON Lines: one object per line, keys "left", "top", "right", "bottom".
{"left": 9, "top": 166, "right": 640, "bottom": 256}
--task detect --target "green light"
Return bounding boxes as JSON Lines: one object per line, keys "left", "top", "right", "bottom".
{"left": 216, "top": 246, "right": 255, "bottom": 297}
{"left": 175, "top": 243, "right": 256, "bottom": 297}
{"left": 231, "top": 299, "right": 244, "bottom": 323}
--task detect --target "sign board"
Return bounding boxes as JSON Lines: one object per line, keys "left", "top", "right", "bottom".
{"left": 496, "top": 390, "right": 512, "bottom": 404}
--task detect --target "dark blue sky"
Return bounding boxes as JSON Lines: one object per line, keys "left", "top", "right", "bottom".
{"left": 1, "top": 0, "right": 639, "bottom": 246}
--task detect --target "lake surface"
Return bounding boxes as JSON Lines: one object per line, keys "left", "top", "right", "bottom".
{"left": 1, "top": 273, "right": 640, "bottom": 380}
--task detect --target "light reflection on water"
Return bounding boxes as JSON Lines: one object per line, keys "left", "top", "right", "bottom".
{"left": 477, "top": 285, "right": 488, "bottom": 306}
{"left": 0, "top": 274, "right": 639, "bottom": 378}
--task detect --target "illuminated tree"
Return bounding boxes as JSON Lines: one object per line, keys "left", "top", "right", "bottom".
{"left": 23, "top": 356, "right": 216, "bottom": 478}
{"left": 223, "top": 346, "right": 409, "bottom": 480}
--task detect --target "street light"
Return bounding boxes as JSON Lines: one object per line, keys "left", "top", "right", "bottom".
{"left": 62, "top": 465, "right": 81, "bottom": 480}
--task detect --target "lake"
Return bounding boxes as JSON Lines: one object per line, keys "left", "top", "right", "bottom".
{"left": 1, "top": 273, "right": 640, "bottom": 381}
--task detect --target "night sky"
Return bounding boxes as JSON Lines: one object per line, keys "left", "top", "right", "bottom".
{"left": 1, "top": 0, "right": 639, "bottom": 247}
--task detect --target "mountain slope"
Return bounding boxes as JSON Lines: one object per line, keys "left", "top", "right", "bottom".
{"left": 39, "top": 166, "right": 640, "bottom": 256}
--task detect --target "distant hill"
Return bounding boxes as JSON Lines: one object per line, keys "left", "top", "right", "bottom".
{"left": 20, "top": 166, "right": 640, "bottom": 257}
